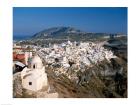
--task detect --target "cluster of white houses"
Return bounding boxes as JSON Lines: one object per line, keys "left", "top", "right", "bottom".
{"left": 38, "top": 41, "right": 116, "bottom": 77}
{"left": 13, "top": 40, "right": 117, "bottom": 92}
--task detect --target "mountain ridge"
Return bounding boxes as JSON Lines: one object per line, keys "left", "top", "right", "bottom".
{"left": 32, "top": 26, "right": 83, "bottom": 39}
{"left": 31, "top": 26, "right": 125, "bottom": 41}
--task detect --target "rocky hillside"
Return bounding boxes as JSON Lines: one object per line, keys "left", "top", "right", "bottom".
{"left": 32, "top": 27, "right": 82, "bottom": 38}
{"left": 31, "top": 26, "right": 110, "bottom": 41}
{"left": 13, "top": 38, "right": 127, "bottom": 98}
{"left": 14, "top": 55, "right": 127, "bottom": 98}
{"left": 46, "top": 57, "right": 127, "bottom": 98}
{"left": 44, "top": 41, "right": 127, "bottom": 98}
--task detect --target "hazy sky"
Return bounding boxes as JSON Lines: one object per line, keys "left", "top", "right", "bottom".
{"left": 13, "top": 7, "right": 127, "bottom": 36}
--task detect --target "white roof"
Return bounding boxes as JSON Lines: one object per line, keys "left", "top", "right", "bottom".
{"left": 23, "top": 68, "right": 44, "bottom": 79}
{"left": 14, "top": 61, "right": 25, "bottom": 67}
{"left": 32, "top": 55, "right": 42, "bottom": 64}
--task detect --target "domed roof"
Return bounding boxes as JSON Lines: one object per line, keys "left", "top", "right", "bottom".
{"left": 31, "top": 55, "right": 42, "bottom": 64}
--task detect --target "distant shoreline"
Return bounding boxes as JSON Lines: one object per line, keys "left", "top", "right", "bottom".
{"left": 13, "top": 35, "right": 31, "bottom": 41}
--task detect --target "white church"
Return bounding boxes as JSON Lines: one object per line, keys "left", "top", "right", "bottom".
{"left": 21, "top": 54, "right": 48, "bottom": 91}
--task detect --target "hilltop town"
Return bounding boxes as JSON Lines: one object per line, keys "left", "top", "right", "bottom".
{"left": 13, "top": 34, "right": 127, "bottom": 98}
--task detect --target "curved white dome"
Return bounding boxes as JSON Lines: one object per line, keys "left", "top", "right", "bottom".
{"left": 31, "top": 55, "right": 43, "bottom": 69}
{"left": 31, "top": 55, "right": 42, "bottom": 64}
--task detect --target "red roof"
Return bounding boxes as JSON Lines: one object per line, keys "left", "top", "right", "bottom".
{"left": 13, "top": 53, "right": 25, "bottom": 64}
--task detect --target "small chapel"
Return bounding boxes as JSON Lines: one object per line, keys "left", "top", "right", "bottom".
{"left": 21, "top": 54, "right": 48, "bottom": 91}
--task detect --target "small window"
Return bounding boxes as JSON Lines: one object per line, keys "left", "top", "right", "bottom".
{"left": 33, "top": 64, "right": 35, "bottom": 69}
{"left": 29, "top": 82, "right": 32, "bottom": 85}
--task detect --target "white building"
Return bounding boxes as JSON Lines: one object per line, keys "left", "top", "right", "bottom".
{"left": 21, "top": 55, "right": 48, "bottom": 91}
{"left": 67, "top": 40, "right": 72, "bottom": 46}
{"left": 25, "top": 52, "right": 32, "bottom": 65}
{"left": 61, "top": 56, "right": 70, "bottom": 68}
